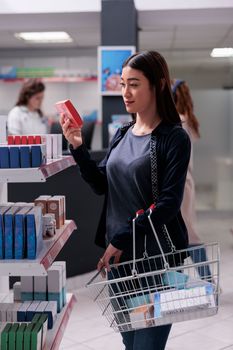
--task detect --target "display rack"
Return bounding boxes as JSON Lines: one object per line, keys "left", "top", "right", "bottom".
{"left": 0, "top": 293, "right": 76, "bottom": 350}
{"left": 0, "top": 183, "right": 8, "bottom": 292}
{"left": 2, "top": 77, "right": 97, "bottom": 83}
{"left": 0, "top": 153, "right": 77, "bottom": 347}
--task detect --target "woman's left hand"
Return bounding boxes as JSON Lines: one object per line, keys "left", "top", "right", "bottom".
{"left": 97, "top": 244, "right": 123, "bottom": 273}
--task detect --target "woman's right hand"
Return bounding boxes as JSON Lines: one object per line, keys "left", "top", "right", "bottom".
{"left": 60, "top": 113, "right": 83, "bottom": 149}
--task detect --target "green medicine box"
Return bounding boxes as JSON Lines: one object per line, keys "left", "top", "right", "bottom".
{"left": 1, "top": 323, "right": 12, "bottom": 350}
{"left": 16, "top": 323, "right": 27, "bottom": 350}
{"left": 23, "top": 323, "right": 34, "bottom": 350}
{"left": 9, "top": 323, "right": 19, "bottom": 350}
{"left": 31, "top": 323, "right": 43, "bottom": 350}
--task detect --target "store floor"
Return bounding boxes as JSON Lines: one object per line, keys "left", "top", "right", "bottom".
{"left": 61, "top": 210, "right": 233, "bottom": 350}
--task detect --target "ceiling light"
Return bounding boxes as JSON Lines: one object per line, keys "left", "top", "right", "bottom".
{"left": 15, "top": 31, "right": 73, "bottom": 43}
{"left": 210, "top": 48, "right": 233, "bottom": 58}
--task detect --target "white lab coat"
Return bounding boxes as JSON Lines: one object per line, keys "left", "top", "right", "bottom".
{"left": 7, "top": 106, "right": 47, "bottom": 135}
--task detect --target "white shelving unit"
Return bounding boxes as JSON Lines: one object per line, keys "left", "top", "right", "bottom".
{"left": 0, "top": 156, "right": 75, "bottom": 183}
{"left": 0, "top": 183, "right": 8, "bottom": 292}
{"left": 0, "top": 150, "right": 77, "bottom": 348}
{"left": 0, "top": 293, "right": 76, "bottom": 350}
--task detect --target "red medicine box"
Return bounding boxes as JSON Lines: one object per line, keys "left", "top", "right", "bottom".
{"left": 21, "top": 136, "right": 28, "bottom": 144}
{"left": 55, "top": 99, "right": 83, "bottom": 128}
{"left": 35, "top": 136, "right": 42, "bottom": 144}
{"left": 28, "top": 136, "right": 35, "bottom": 144}
{"left": 14, "top": 136, "right": 21, "bottom": 145}
{"left": 8, "top": 135, "right": 14, "bottom": 145}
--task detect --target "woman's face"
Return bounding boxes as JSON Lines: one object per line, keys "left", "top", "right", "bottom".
{"left": 121, "top": 66, "right": 155, "bottom": 115}
{"left": 27, "top": 91, "right": 44, "bottom": 111}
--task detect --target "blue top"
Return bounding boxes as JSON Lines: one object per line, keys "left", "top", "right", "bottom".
{"left": 106, "top": 127, "right": 152, "bottom": 243}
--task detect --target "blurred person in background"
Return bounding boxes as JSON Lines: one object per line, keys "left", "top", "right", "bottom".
{"left": 7, "top": 78, "right": 48, "bottom": 135}
{"left": 172, "top": 79, "right": 212, "bottom": 279}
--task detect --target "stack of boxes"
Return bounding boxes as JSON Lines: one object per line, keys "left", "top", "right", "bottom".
{"left": 8, "top": 135, "right": 42, "bottom": 145}
{"left": 126, "top": 275, "right": 216, "bottom": 329}
{"left": 53, "top": 261, "right": 67, "bottom": 307}
{"left": 21, "top": 277, "right": 34, "bottom": 302}
{"left": 0, "top": 261, "right": 67, "bottom": 348}
{"left": 48, "top": 262, "right": 66, "bottom": 312}
{"left": 0, "top": 313, "right": 48, "bottom": 350}
{"left": 17, "top": 301, "right": 57, "bottom": 329}
{"left": 0, "top": 204, "right": 43, "bottom": 260}
{"left": 8, "top": 134, "right": 62, "bottom": 160}
{"left": 0, "top": 195, "right": 66, "bottom": 260}
{"left": 35, "top": 195, "right": 66, "bottom": 230}
{"left": 15, "top": 261, "right": 67, "bottom": 313}
{"left": 0, "top": 143, "right": 46, "bottom": 168}
{"left": 34, "top": 277, "right": 47, "bottom": 302}
{"left": 0, "top": 133, "right": 63, "bottom": 169}
{"left": 41, "top": 134, "right": 62, "bottom": 160}
{"left": 14, "top": 207, "right": 34, "bottom": 260}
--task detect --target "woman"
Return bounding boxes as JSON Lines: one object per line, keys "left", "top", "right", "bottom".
{"left": 172, "top": 80, "right": 200, "bottom": 244}
{"left": 61, "top": 51, "right": 191, "bottom": 350}
{"left": 7, "top": 79, "right": 48, "bottom": 135}
{"left": 172, "top": 79, "right": 211, "bottom": 279}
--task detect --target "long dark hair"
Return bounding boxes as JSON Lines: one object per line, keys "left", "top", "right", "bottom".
{"left": 172, "top": 80, "right": 200, "bottom": 138}
{"left": 16, "top": 79, "right": 45, "bottom": 116}
{"left": 122, "top": 51, "right": 181, "bottom": 124}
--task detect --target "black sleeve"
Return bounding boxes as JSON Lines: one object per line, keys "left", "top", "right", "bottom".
{"left": 70, "top": 143, "right": 108, "bottom": 195}
{"left": 150, "top": 127, "right": 191, "bottom": 227}
{"left": 110, "top": 226, "right": 131, "bottom": 250}
{"left": 70, "top": 128, "right": 122, "bottom": 195}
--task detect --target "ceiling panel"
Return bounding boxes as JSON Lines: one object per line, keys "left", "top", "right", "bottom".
{"left": 175, "top": 26, "right": 229, "bottom": 40}
{"left": 0, "top": 13, "right": 100, "bottom": 31}
{"left": 173, "top": 38, "right": 222, "bottom": 50}
{"left": 175, "top": 24, "right": 231, "bottom": 34}
{"left": 67, "top": 31, "right": 100, "bottom": 47}
{"left": 139, "top": 30, "right": 174, "bottom": 50}
{"left": 138, "top": 8, "right": 233, "bottom": 69}
{"left": 138, "top": 8, "right": 233, "bottom": 27}
{"left": 0, "top": 12, "right": 100, "bottom": 49}
{"left": 221, "top": 26, "right": 233, "bottom": 46}
{"left": 134, "top": 0, "right": 233, "bottom": 11}
{"left": 0, "top": 6, "right": 232, "bottom": 71}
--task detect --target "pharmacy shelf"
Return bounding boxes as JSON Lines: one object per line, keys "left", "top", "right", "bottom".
{"left": 2, "top": 77, "right": 97, "bottom": 83}
{"left": 43, "top": 77, "right": 97, "bottom": 83}
{"left": 46, "top": 293, "right": 77, "bottom": 350}
{"left": 0, "top": 293, "right": 77, "bottom": 350}
{"left": 0, "top": 220, "right": 77, "bottom": 276}
{"left": 0, "top": 156, "right": 76, "bottom": 183}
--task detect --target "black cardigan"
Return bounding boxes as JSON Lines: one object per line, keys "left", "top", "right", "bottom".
{"left": 70, "top": 121, "right": 191, "bottom": 256}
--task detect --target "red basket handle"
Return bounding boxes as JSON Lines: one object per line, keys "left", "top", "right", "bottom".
{"left": 135, "top": 205, "right": 155, "bottom": 217}
{"left": 136, "top": 209, "right": 144, "bottom": 217}
{"left": 149, "top": 203, "right": 156, "bottom": 210}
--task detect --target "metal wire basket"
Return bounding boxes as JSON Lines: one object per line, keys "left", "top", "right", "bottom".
{"left": 86, "top": 209, "right": 220, "bottom": 333}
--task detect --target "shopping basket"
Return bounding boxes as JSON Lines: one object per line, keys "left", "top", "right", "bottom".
{"left": 86, "top": 206, "right": 220, "bottom": 332}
